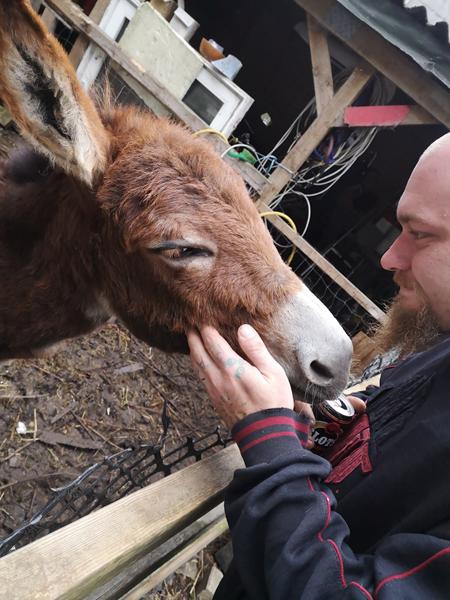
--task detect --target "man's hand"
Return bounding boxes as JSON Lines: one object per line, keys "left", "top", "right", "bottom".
{"left": 187, "top": 324, "right": 303, "bottom": 429}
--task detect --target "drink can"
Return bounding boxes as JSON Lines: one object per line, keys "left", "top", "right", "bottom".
{"left": 310, "top": 394, "right": 355, "bottom": 450}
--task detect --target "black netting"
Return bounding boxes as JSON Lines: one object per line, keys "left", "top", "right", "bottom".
{"left": 0, "top": 429, "right": 230, "bottom": 557}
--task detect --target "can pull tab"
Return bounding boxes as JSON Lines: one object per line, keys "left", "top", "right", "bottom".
{"left": 311, "top": 395, "right": 356, "bottom": 450}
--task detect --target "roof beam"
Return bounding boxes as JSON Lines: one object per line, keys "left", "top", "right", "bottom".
{"left": 295, "top": 0, "right": 450, "bottom": 128}
{"left": 307, "top": 14, "right": 334, "bottom": 115}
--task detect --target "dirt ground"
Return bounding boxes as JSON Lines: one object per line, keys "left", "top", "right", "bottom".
{"left": 0, "top": 322, "right": 228, "bottom": 596}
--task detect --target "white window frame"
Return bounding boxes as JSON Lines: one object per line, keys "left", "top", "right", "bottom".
{"left": 77, "top": 0, "right": 141, "bottom": 89}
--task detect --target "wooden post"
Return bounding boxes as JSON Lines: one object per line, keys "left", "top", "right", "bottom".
{"left": 255, "top": 62, "right": 374, "bottom": 210}
{"left": 0, "top": 444, "right": 243, "bottom": 600}
{"left": 68, "top": 0, "right": 111, "bottom": 68}
{"left": 40, "top": 6, "right": 57, "bottom": 31}
{"left": 307, "top": 14, "right": 333, "bottom": 116}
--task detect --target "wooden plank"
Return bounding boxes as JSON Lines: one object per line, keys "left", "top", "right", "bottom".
{"left": 255, "top": 62, "right": 374, "bottom": 210}
{"left": 0, "top": 444, "right": 243, "bottom": 600}
{"left": 295, "top": 0, "right": 450, "bottom": 128}
{"left": 41, "top": 6, "right": 57, "bottom": 31}
{"left": 258, "top": 202, "right": 386, "bottom": 323}
{"left": 68, "top": 0, "right": 110, "bottom": 68}
{"left": 337, "top": 104, "right": 439, "bottom": 127}
{"left": 346, "top": 374, "right": 380, "bottom": 395}
{"left": 307, "top": 14, "right": 334, "bottom": 116}
{"left": 120, "top": 517, "right": 228, "bottom": 600}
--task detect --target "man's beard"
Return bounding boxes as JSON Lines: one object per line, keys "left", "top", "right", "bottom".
{"left": 369, "top": 295, "right": 441, "bottom": 359}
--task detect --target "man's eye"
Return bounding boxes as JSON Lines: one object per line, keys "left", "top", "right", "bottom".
{"left": 410, "top": 231, "right": 429, "bottom": 240}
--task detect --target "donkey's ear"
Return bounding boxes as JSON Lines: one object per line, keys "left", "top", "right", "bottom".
{"left": 0, "top": 1, "right": 109, "bottom": 186}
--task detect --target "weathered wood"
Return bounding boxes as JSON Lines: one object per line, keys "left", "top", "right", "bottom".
{"left": 255, "top": 62, "right": 374, "bottom": 210}
{"left": 120, "top": 517, "right": 228, "bottom": 600}
{"left": 346, "top": 374, "right": 380, "bottom": 395}
{"left": 258, "top": 202, "right": 385, "bottom": 323}
{"left": 352, "top": 330, "right": 379, "bottom": 367}
{"left": 295, "top": 0, "right": 450, "bottom": 128}
{"left": 0, "top": 444, "right": 243, "bottom": 600}
{"left": 41, "top": 6, "right": 58, "bottom": 31}
{"left": 85, "top": 506, "right": 225, "bottom": 599}
{"left": 68, "top": 0, "right": 110, "bottom": 68}
{"left": 307, "top": 14, "right": 333, "bottom": 116}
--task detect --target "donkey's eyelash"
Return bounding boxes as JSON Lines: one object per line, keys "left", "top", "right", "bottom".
{"left": 147, "top": 242, "right": 213, "bottom": 258}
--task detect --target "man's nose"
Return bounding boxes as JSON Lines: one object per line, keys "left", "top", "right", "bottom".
{"left": 380, "top": 234, "right": 411, "bottom": 272}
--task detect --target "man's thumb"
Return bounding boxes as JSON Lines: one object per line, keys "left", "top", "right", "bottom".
{"left": 238, "top": 324, "right": 278, "bottom": 373}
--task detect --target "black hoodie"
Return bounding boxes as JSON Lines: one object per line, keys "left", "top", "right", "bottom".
{"left": 215, "top": 335, "right": 450, "bottom": 599}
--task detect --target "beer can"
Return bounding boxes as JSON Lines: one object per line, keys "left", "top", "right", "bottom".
{"left": 310, "top": 394, "right": 355, "bottom": 450}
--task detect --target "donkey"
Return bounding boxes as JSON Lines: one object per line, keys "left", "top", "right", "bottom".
{"left": 0, "top": 1, "right": 352, "bottom": 400}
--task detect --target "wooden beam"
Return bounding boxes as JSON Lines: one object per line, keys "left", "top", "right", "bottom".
{"left": 0, "top": 444, "right": 243, "bottom": 600}
{"left": 68, "top": 0, "right": 110, "bottom": 68}
{"left": 40, "top": 6, "right": 57, "bottom": 31}
{"left": 307, "top": 14, "right": 334, "bottom": 116}
{"left": 295, "top": 0, "right": 450, "bottom": 129}
{"left": 256, "top": 62, "right": 374, "bottom": 210}
{"left": 258, "top": 202, "right": 386, "bottom": 323}
{"left": 120, "top": 517, "right": 228, "bottom": 600}
{"left": 336, "top": 104, "right": 439, "bottom": 127}
{"left": 346, "top": 374, "right": 380, "bottom": 395}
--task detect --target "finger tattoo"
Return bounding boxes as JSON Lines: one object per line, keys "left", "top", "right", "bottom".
{"left": 197, "top": 358, "right": 211, "bottom": 370}
{"left": 224, "top": 357, "right": 245, "bottom": 379}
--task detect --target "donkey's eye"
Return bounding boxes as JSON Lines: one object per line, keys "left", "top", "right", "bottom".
{"left": 168, "top": 247, "right": 212, "bottom": 260}
{"left": 147, "top": 241, "right": 214, "bottom": 262}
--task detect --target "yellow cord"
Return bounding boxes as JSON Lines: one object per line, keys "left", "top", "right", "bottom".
{"left": 192, "top": 128, "right": 229, "bottom": 144}
{"left": 259, "top": 211, "right": 297, "bottom": 266}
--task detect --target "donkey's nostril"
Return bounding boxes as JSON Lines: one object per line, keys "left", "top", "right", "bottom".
{"left": 310, "top": 360, "right": 334, "bottom": 382}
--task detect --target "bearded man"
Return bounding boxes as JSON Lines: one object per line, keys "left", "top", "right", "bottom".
{"left": 188, "top": 133, "right": 450, "bottom": 599}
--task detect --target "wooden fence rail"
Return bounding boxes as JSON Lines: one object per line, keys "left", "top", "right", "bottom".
{"left": 0, "top": 444, "right": 243, "bottom": 600}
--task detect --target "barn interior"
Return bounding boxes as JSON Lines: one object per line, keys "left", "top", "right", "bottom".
{"left": 184, "top": 0, "right": 446, "bottom": 309}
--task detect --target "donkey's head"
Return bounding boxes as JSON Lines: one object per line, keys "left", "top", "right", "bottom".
{"left": 0, "top": 1, "right": 352, "bottom": 399}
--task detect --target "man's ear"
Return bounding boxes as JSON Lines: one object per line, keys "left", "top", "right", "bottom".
{"left": 0, "top": 0, "right": 109, "bottom": 186}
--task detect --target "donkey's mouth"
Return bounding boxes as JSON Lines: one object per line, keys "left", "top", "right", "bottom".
{"left": 292, "top": 382, "right": 341, "bottom": 405}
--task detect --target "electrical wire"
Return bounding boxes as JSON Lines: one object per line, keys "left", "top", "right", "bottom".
{"left": 259, "top": 211, "right": 298, "bottom": 265}
{"left": 220, "top": 71, "right": 388, "bottom": 256}
{"left": 193, "top": 128, "right": 228, "bottom": 144}
{"left": 220, "top": 143, "right": 259, "bottom": 159}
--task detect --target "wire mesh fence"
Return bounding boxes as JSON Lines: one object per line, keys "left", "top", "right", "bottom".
{"left": 0, "top": 428, "right": 229, "bottom": 557}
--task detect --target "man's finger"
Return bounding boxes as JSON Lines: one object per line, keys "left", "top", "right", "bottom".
{"left": 187, "top": 330, "right": 221, "bottom": 383}
{"left": 345, "top": 395, "right": 367, "bottom": 415}
{"left": 237, "top": 324, "right": 281, "bottom": 376}
{"left": 294, "top": 400, "right": 315, "bottom": 424}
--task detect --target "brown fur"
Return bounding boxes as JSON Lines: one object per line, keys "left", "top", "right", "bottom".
{"left": 0, "top": 1, "right": 306, "bottom": 360}
{"left": 0, "top": 104, "right": 302, "bottom": 359}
